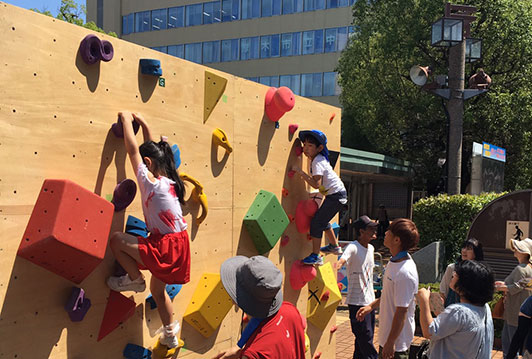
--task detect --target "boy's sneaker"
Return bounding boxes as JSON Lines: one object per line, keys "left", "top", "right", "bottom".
{"left": 302, "top": 253, "right": 324, "bottom": 266}
{"left": 320, "top": 244, "right": 343, "bottom": 255}
{"left": 107, "top": 274, "right": 146, "bottom": 293}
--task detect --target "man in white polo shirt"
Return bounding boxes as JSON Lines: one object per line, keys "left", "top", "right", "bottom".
{"left": 337, "top": 215, "right": 378, "bottom": 359}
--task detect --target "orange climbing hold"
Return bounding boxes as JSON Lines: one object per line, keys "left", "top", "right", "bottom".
{"left": 264, "top": 86, "right": 295, "bottom": 122}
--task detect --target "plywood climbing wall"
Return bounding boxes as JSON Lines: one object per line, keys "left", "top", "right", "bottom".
{"left": 0, "top": 2, "right": 342, "bottom": 358}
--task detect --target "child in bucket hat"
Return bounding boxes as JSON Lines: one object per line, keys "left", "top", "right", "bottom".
{"left": 293, "top": 130, "right": 347, "bottom": 265}
{"left": 213, "top": 256, "right": 306, "bottom": 359}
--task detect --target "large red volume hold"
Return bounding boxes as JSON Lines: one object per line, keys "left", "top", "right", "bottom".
{"left": 17, "top": 179, "right": 114, "bottom": 284}
{"left": 97, "top": 290, "right": 136, "bottom": 341}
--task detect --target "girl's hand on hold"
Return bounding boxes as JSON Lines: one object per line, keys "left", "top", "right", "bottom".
{"left": 118, "top": 111, "right": 134, "bottom": 122}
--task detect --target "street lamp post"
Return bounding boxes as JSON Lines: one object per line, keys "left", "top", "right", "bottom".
{"left": 410, "top": 3, "right": 489, "bottom": 195}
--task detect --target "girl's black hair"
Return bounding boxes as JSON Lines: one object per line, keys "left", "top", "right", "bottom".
{"left": 453, "top": 260, "right": 494, "bottom": 306}
{"left": 462, "top": 237, "right": 484, "bottom": 261}
{"left": 139, "top": 140, "right": 186, "bottom": 205}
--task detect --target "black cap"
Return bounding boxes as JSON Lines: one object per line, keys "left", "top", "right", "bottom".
{"left": 353, "top": 215, "right": 378, "bottom": 231}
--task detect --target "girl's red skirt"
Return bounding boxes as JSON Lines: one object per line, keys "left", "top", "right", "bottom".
{"left": 137, "top": 230, "right": 190, "bottom": 284}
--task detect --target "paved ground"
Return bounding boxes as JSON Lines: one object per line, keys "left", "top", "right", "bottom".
{"left": 335, "top": 307, "right": 504, "bottom": 359}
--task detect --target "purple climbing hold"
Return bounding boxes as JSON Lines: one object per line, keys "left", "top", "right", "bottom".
{"left": 65, "top": 287, "right": 91, "bottom": 322}
{"left": 79, "top": 34, "right": 102, "bottom": 65}
{"left": 100, "top": 40, "right": 114, "bottom": 62}
{"left": 111, "top": 116, "right": 140, "bottom": 138}
{"left": 112, "top": 179, "right": 137, "bottom": 212}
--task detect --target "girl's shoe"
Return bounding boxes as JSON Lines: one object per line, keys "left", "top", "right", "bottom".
{"left": 106, "top": 274, "right": 146, "bottom": 292}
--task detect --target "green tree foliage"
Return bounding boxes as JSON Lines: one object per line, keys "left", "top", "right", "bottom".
{"left": 337, "top": 0, "right": 532, "bottom": 193}
{"left": 32, "top": 0, "right": 117, "bottom": 37}
{"left": 413, "top": 192, "right": 504, "bottom": 264}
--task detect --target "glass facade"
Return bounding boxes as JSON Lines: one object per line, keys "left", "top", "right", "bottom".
{"left": 122, "top": 0, "right": 355, "bottom": 34}
{"left": 250, "top": 72, "right": 335, "bottom": 97}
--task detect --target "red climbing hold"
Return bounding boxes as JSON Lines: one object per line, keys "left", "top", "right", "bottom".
{"left": 264, "top": 87, "right": 295, "bottom": 122}
{"left": 288, "top": 170, "right": 296, "bottom": 178}
{"left": 97, "top": 290, "right": 136, "bottom": 341}
{"left": 330, "top": 325, "right": 338, "bottom": 333}
{"left": 295, "top": 146, "right": 303, "bottom": 157}
{"left": 281, "top": 235, "right": 290, "bottom": 247}
{"left": 282, "top": 188, "right": 289, "bottom": 197}
{"left": 289, "top": 124, "right": 299, "bottom": 135}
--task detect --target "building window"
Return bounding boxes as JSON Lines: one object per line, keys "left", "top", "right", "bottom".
{"left": 152, "top": 46, "right": 168, "bottom": 53}
{"left": 282, "top": 0, "right": 293, "bottom": 14}
{"left": 232, "top": 0, "right": 240, "bottom": 20}
{"left": 261, "top": 36, "right": 271, "bottom": 58}
{"left": 186, "top": 4, "right": 203, "bottom": 26}
{"left": 273, "top": 0, "right": 282, "bottom": 15}
{"left": 122, "top": 16, "right": 128, "bottom": 35}
{"left": 304, "top": 0, "right": 314, "bottom": 11}
{"left": 314, "top": 29, "right": 324, "bottom": 53}
{"left": 280, "top": 74, "right": 301, "bottom": 95}
{"left": 135, "top": 11, "right": 150, "bottom": 32}
{"left": 301, "top": 73, "right": 322, "bottom": 96}
{"left": 262, "top": 0, "right": 272, "bottom": 17}
{"left": 292, "top": 32, "right": 301, "bottom": 55}
{"left": 338, "top": 0, "right": 349, "bottom": 6}
{"left": 240, "top": 37, "right": 259, "bottom": 60}
{"left": 203, "top": 41, "right": 220, "bottom": 63}
{"left": 323, "top": 72, "right": 336, "bottom": 96}
{"left": 302, "top": 31, "right": 314, "bottom": 55}
{"left": 337, "top": 27, "right": 348, "bottom": 51}
{"left": 327, "top": 0, "right": 337, "bottom": 8}
{"left": 221, "top": 39, "right": 239, "bottom": 61}
{"left": 151, "top": 9, "right": 167, "bottom": 31}
{"left": 270, "top": 34, "right": 280, "bottom": 57}
{"left": 270, "top": 75, "right": 279, "bottom": 87}
{"left": 242, "top": 0, "right": 260, "bottom": 19}
{"left": 168, "top": 7, "right": 185, "bottom": 28}
{"left": 295, "top": 0, "right": 304, "bottom": 12}
{"left": 259, "top": 77, "right": 271, "bottom": 86}
{"left": 325, "top": 28, "right": 337, "bottom": 52}
{"left": 281, "top": 33, "right": 292, "bottom": 56}
{"left": 222, "top": 0, "right": 232, "bottom": 21}
{"left": 168, "top": 44, "right": 184, "bottom": 58}
{"left": 97, "top": 0, "right": 103, "bottom": 29}
{"left": 185, "top": 43, "right": 202, "bottom": 63}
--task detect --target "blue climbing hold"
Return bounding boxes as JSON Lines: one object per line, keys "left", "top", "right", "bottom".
{"left": 171, "top": 144, "right": 181, "bottom": 169}
{"left": 123, "top": 343, "right": 152, "bottom": 359}
{"left": 140, "top": 59, "right": 162, "bottom": 76}
{"left": 125, "top": 215, "right": 148, "bottom": 238}
{"left": 146, "top": 284, "right": 182, "bottom": 309}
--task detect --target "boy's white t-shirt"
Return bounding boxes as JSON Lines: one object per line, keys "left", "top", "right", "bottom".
{"left": 310, "top": 154, "right": 345, "bottom": 195}
{"left": 378, "top": 256, "right": 419, "bottom": 352}
{"left": 340, "top": 241, "right": 375, "bottom": 306}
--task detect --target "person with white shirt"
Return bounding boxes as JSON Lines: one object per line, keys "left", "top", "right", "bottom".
{"left": 357, "top": 219, "right": 420, "bottom": 359}
{"left": 337, "top": 215, "right": 379, "bottom": 359}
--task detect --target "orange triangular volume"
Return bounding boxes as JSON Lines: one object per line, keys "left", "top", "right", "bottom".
{"left": 203, "top": 71, "right": 227, "bottom": 123}
{"left": 97, "top": 290, "right": 136, "bottom": 341}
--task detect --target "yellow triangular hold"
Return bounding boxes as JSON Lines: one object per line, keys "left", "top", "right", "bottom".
{"left": 204, "top": 71, "right": 227, "bottom": 123}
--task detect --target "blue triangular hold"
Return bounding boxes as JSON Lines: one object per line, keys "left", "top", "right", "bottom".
{"left": 123, "top": 343, "right": 152, "bottom": 359}
{"left": 126, "top": 215, "right": 148, "bottom": 238}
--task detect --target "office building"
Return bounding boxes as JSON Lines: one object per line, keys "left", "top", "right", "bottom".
{"left": 86, "top": 0, "right": 355, "bottom": 106}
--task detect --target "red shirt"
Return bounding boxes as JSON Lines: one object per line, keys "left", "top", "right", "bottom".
{"left": 241, "top": 302, "right": 306, "bottom": 359}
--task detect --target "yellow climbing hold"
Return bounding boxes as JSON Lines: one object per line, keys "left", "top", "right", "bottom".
{"left": 306, "top": 262, "right": 342, "bottom": 330}
{"left": 204, "top": 71, "right": 227, "bottom": 123}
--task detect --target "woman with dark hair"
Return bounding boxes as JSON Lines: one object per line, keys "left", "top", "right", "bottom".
{"left": 417, "top": 260, "right": 494, "bottom": 359}
{"left": 440, "top": 238, "right": 484, "bottom": 307}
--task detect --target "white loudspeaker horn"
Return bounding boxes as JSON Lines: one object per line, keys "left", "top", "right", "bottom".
{"left": 409, "top": 65, "right": 431, "bottom": 86}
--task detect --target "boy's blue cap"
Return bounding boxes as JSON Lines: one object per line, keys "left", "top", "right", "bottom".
{"left": 298, "top": 129, "right": 330, "bottom": 162}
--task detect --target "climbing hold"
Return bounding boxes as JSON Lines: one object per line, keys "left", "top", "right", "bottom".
{"left": 171, "top": 144, "right": 181, "bottom": 169}
{"left": 330, "top": 324, "right": 338, "bottom": 333}
{"left": 99, "top": 40, "right": 114, "bottom": 62}
{"left": 329, "top": 113, "right": 335, "bottom": 123}
{"left": 289, "top": 260, "right": 317, "bottom": 290}
{"left": 303, "top": 199, "right": 318, "bottom": 217}
{"left": 183, "top": 273, "right": 233, "bottom": 337}
{"left": 146, "top": 284, "right": 182, "bottom": 310}
{"left": 125, "top": 215, "right": 148, "bottom": 238}
{"left": 180, "top": 173, "right": 208, "bottom": 225}
{"left": 307, "top": 263, "right": 342, "bottom": 330}
{"left": 111, "top": 179, "right": 137, "bottom": 212}
{"left": 281, "top": 235, "right": 290, "bottom": 247}
{"left": 98, "top": 290, "right": 136, "bottom": 341}
{"left": 243, "top": 190, "right": 289, "bottom": 254}
{"left": 295, "top": 146, "right": 303, "bottom": 156}
{"left": 153, "top": 337, "right": 184, "bottom": 358}
{"left": 204, "top": 71, "right": 228, "bottom": 123}
{"left": 140, "top": 59, "right": 162, "bottom": 76}
{"left": 242, "top": 313, "right": 250, "bottom": 323}
{"left": 18, "top": 179, "right": 114, "bottom": 284}
{"left": 307, "top": 234, "right": 312, "bottom": 241}
{"left": 313, "top": 351, "right": 322, "bottom": 359}
{"left": 212, "top": 128, "right": 233, "bottom": 153}
{"left": 289, "top": 124, "right": 299, "bottom": 135}
{"left": 287, "top": 170, "right": 296, "bottom": 178}
{"left": 111, "top": 115, "right": 140, "bottom": 138}
{"left": 79, "top": 34, "right": 102, "bottom": 65}
{"left": 123, "top": 343, "right": 152, "bottom": 359}
{"left": 282, "top": 188, "right": 289, "bottom": 197}
{"left": 287, "top": 214, "right": 295, "bottom": 223}
{"left": 305, "top": 333, "right": 310, "bottom": 352}
{"left": 264, "top": 86, "right": 295, "bottom": 122}
{"left": 337, "top": 282, "right": 343, "bottom": 291}
{"left": 65, "top": 287, "right": 91, "bottom": 322}
{"left": 295, "top": 199, "right": 318, "bottom": 234}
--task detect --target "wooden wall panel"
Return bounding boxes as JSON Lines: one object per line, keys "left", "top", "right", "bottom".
{"left": 0, "top": 2, "right": 341, "bottom": 358}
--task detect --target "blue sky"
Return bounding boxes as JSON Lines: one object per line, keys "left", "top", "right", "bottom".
{"left": 4, "top": 0, "right": 86, "bottom": 21}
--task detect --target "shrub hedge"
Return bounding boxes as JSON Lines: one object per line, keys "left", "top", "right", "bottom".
{"left": 413, "top": 192, "right": 505, "bottom": 265}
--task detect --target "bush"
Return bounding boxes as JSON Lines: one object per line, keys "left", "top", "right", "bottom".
{"left": 413, "top": 192, "right": 505, "bottom": 265}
